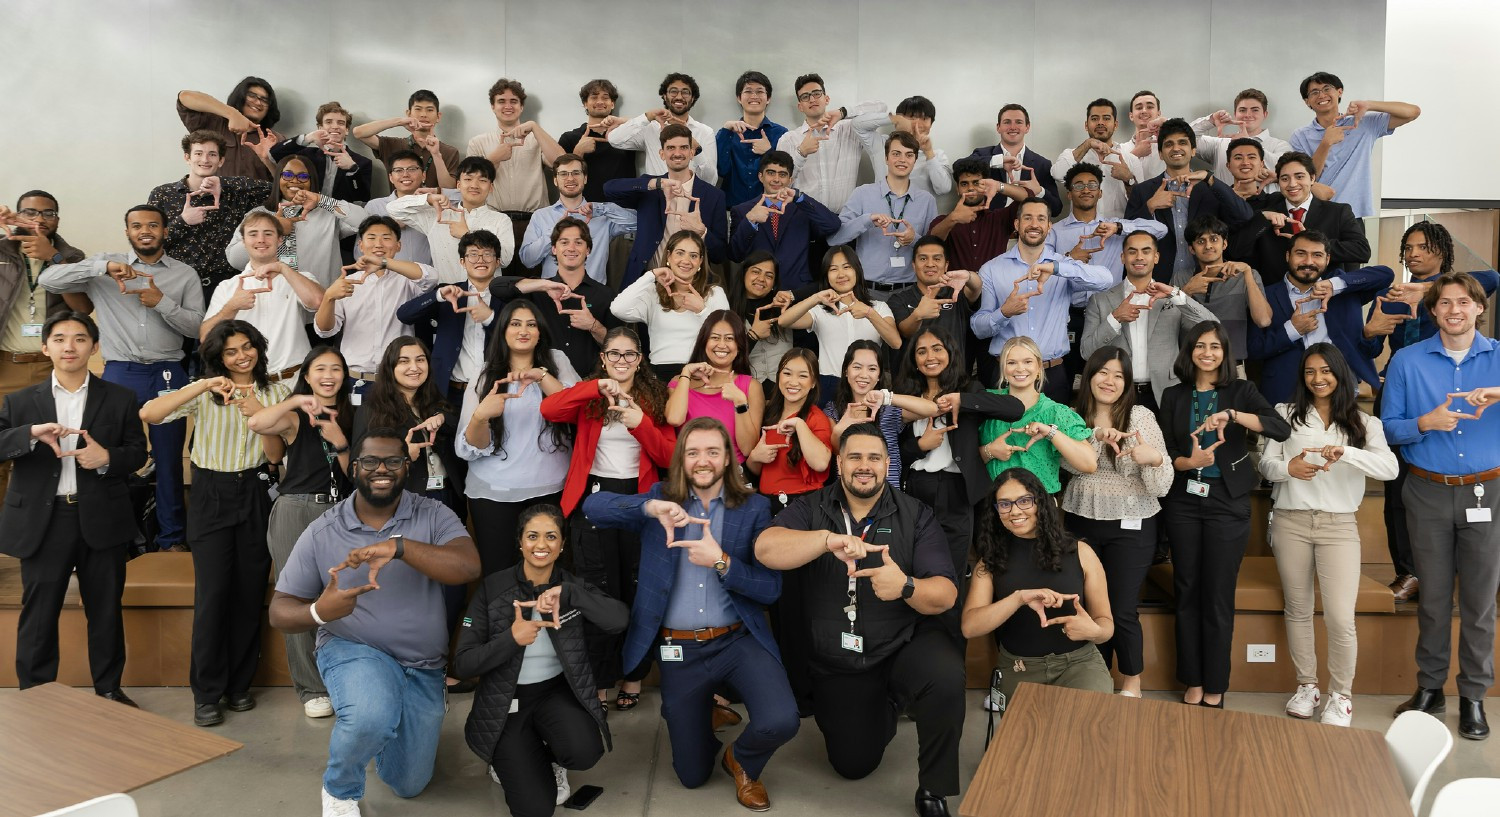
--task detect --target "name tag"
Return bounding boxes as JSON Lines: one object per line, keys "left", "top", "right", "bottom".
{"left": 426, "top": 474, "right": 445, "bottom": 492}
{"left": 841, "top": 632, "right": 864, "bottom": 653}
{"left": 890, "top": 256, "right": 906, "bottom": 268}
{"left": 659, "top": 644, "right": 684, "bottom": 662}
{"left": 350, "top": 391, "right": 362, "bottom": 406}
{"left": 20, "top": 323, "right": 42, "bottom": 337}
{"left": 1468, "top": 507, "right": 1492, "bottom": 524}
{"left": 1121, "top": 518, "right": 1143, "bottom": 530}
{"left": 1186, "top": 479, "right": 1210, "bottom": 497}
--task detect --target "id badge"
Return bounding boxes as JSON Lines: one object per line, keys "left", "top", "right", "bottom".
{"left": 350, "top": 389, "right": 363, "bottom": 406}
{"left": 1468, "top": 508, "right": 1493, "bottom": 524}
{"left": 426, "top": 474, "right": 446, "bottom": 491}
{"left": 890, "top": 256, "right": 906, "bottom": 268}
{"left": 841, "top": 632, "right": 864, "bottom": 653}
{"left": 508, "top": 698, "right": 519, "bottom": 714}
{"left": 1121, "top": 518, "right": 1143, "bottom": 530}
{"left": 1186, "top": 479, "right": 1210, "bottom": 497}
{"left": 659, "top": 644, "right": 684, "bottom": 662}
{"left": 20, "top": 323, "right": 42, "bottom": 337}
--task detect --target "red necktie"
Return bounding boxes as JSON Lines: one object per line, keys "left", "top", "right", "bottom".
{"left": 769, "top": 211, "right": 781, "bottom": 241}
{"left": 1291, "top": 207, "right": 1306, "bottom": 230}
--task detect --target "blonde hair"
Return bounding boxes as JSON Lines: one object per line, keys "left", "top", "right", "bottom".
{"left": 998, "top": 336, "right": 1044, "bottom": 390}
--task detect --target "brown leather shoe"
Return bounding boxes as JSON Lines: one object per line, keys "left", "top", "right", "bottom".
{"left": 1390, "top": 575, "right": 1419, "bottom": 603}
{"left": 712, "top": 702, "right": 743, "bottom": 731}
{"left": 721, "top": 745, "right": 770, "bottom": 811}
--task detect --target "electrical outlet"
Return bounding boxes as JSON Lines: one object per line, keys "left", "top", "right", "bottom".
{"left": 1248, "top": 644, "right": 1276, "bottom": 663}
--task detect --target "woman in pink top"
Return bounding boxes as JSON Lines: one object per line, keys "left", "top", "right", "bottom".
{"left": 662, "top": 310, "right": 764, "bottom": 463}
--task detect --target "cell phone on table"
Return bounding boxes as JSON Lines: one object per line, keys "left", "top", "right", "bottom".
{"left": 934, "top": 286, "right": 956, "bottom": 300}
{"left": 563, "top": 784, "right": 604, "bottom": 810}
{"left": 757, "top": 305, "right": 783, "bottom": 321}
{"left": 1044, "top": 596, "right": 1078, "bottom": 622}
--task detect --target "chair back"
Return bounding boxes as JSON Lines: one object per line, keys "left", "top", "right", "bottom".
{"left": 1385, "top": 710, "right": 1454, "bottom": 813}
{"left": 37, "top": 793, "right": 139, "bottom": 817}
{"left": 1429, "top": 777, "right": 1500, "bottom": 817}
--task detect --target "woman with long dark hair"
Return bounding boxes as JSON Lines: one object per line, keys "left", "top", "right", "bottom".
{"left": 822, "top": 340, "right": 938, "bottom": 486}
{"left": 1060, "top": 347, "right": 1172, "bottom": 698}
{"left": 353, "top": 335, "right": 461, "bottom": 512}
{"left": 1259, "top": 343, "right": 1395, "bottom": 726}
{"left": 778, "top": 246, "right": 902, "bottom": 396}
{"left": 1161, "top": 320, "right": 1290, "bottom": 708}
{"left": 727, "top": 251, "right": 794, "bottom": 387}
{"left": 663, "top": 310, "right": 764, "bottom": 463}
{"left": 962, "top": 468, "right": 1115, "bottom": 708}
{"left": 746, "top": 349, "right": 833, "bottom": 508}
{"left": 611, "top": 230, "right": 729, "bottom": 382}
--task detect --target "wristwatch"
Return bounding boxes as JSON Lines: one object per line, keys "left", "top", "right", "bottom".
{"left": 713, "top": 554, "right": 729, "bottom": 575}
{"left": 391, "top": 533, "right": 405, "bottom": 560}
{"left": 901, "top": 575, "right": 916, "bottom": 600}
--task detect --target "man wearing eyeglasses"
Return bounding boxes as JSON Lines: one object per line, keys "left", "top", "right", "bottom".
{"left": 363, "top": 150, "right": 458, "bottom": 267}
{"left": 729, "top": 151, "right": 840, "bottom": 290}
{"left": 608, "top": 73, "right": 718, "bottom": 184}
{"left": 271, "top": 429, "right": 480, "bottom": 816}
{"left": 1050, "top": 98, "right": 1145, "bottom": 221}
{"left": 519, "top": 155, "right": 636, "bottom": 286}
{"left": 1288, "top": 72, "right": 1420, "bottom": 219}
{"left": 775, "top": 74, "right": 889, "bottom": 212}
{"left": 718, "top": 71, "right": 790, "bottom": 207}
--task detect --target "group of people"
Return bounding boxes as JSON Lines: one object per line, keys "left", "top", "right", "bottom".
{"left": 1, "top": 65, "right": 1495, "bottom": 817}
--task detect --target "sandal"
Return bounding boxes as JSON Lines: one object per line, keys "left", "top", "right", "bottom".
{"left": 616, "top": 690, "right": 641, "bottom": 711}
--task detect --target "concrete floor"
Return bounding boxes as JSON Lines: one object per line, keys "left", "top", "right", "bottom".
{"left": 35, "top": 687, "right": 1500, "bottom": 816}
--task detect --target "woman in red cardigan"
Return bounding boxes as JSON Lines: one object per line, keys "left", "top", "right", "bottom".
{"left": 541, "top": 326, "right": 676, "bottom": 711}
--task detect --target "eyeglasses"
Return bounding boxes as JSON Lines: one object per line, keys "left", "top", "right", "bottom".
{"left": 995, "top": 495, "right": 1037, "bottom": 513}
{"left": 390, "top": 165, "right": 424, "bottom": 175}
{"left": 356, "top": 455, "right": 408, "bottom": 471}
{"left": 281, "top": 171, "right": 311, "bottom": 182}
{"left": 604, "top": 350, "right": 642, "bottom": 363}
{"left": 245, "top": 90, "right": 271, "bottom": 104}
{"left": 1069, "top": 182, "right": 1102, "bottom": 191}
{"left": 464, "top": 251, "right": 497, "bottom": 262}
{"left": 1305, "top": 86, "right": 1338, "bottom": 99}
{"left": 797, "top": 90, "right": 827, "bottom": 103}
{"left": 554, "top": 170, "right": 584, "bottom": 179}
{"left": 19, "top": 208, "right": 58, "bottom": 219}
{"left": 664, "top": 89, "right": 694, "bottom": 98}
{"left": 740, "top": 89, "right": 768, "bottom": 98}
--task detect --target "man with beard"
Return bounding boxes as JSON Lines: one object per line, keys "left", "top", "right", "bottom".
{"left": 1247, "top": 230, "right": 1391, "bottom": 404}
{"left": 963, "top": 103, "right": 1057, "bottom": 216}
{"left": 729, "top": 151, "right": 841, "bottom": 290}
{"left": 755, "top": 425, "right": 961, "bottom": 817}
{"left": 584, "top": 418, "right": 797, "bottom": 812}
{"left": 1050, "top": 98, "right": 1144, "bottom": 220}
{"left": 604, "top": 125, "right": 727, "bottom": 287}
{"left": 39, "top": 205, "right": 204, "bottom": 552}
{"left": 828, "top": 132, "right": 938, "bottom": 296}
{"left": 271, "top": 429, "right": 480, "bottom": 815}
{"left": 927, "top": 158, "right": 1027, "bottom": 273}
{"left": 608, "top": 73, "right": 719, "bottom": 184}
{"left": 971, "top": 198, "right": 1113, "bottom": 399}
{"left": 1234, "top": 152, "right": 1370, "bottom": 285}
{"left": 558, "top": 79, "right": 634, "bottom": 201}
{"left": 519, "top": 154, "right": 637, "bottom": 285}
{"left": 888, "top": 236, "right": 979, "bottom": 342}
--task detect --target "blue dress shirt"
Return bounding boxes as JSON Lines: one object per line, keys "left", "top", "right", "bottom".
{"left": 1381, "top": 332, "right": 1500, "bottom": 474}
{"left": 970, "top": 247, "right": 1114, "bottom": 358}
{"left": 828, "top": 178, "right": 938, "bottom": 286}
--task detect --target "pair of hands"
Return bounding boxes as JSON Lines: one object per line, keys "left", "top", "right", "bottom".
{"left": 816, "top": 288, "right": 874, "bottom": 319}
{"left": 868, "top": 213, "right": 917, "bottom": 246}
{"left": 1179, "top": 261, "right": 1252, "bottom": 298}
{"left": 1145, "top": 171, "right": 1209, "bottom": 211}
{"left": 1014, "top": 588, "right": 1105, "bottom": 642}
{"left": 1418, "top": 389, "right": 1500, "bottom": 433}
{"left": 1065, "top": 220, "right": 1123, "bottom": 262}
{"left": 644, "top": 500, "right": 730, "bottom": 575}
{"left": 200, "top": 376, "right": 265, "bottom": 418}
{"left": 1181, "top": 412, "right": 1234, "bottom": 468}
{"left": 1000, "top": 263, "right": 1055, "bottom": 317}
{"left": 676, "top": 362, "right": 747, "bottom": 408}
{"left": 723, "top": 119, "right": 773, "bottom": 154}
{"left": 1289, "top": 282, "right": 1336, "bottom": 336}
{"left": 29, "top": 423, "right": 109, "bottom": 469}
{"left": 287, "top": 394, "right": 349, "bottom": 450}
{"left": 1110, "top": 281, "right": 1177, "bottom": 324}
{"left": 103, "top": 261, "right": 165, "bottom": 307}
{"left": 1094, "top": 428, "right": 1163, "bottom": 466}
{"left": 1286, "top": 446, "right": 1345, "bottom": 480}
{"left": 797, "top": 108, "right": 844, "bottom": 157}
{"left": 823, "top": 533, "right": 910, "bottom": 600}
{"left": 472, "top": 373, "right": 544, "bottom": 423}
{"left": 596, "top": 379, "right": 645, "bottom": 429}
{"left": 907, "top": 271, "right": 974, "bottom": 322}
{"left": 745, "top": 188, "right": 797, "bottom": 224}
{"left": 223, "top": 263, "right": 293, "bottom": 312}
{"left": 747, "top": 418, "right": 807, "bottom": 464}
{"left": 984, "top": 421, "right": 1053, "bottom": 463}
{"left": 652, "top": 267, "right": 706, "bottom": 312}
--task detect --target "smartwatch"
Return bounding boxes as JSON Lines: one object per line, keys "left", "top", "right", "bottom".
{"left": 391, "top": 533, "right": 405, "bottom": 561}
{"left": 901, "top": 575, "right": 916, "bottom": 600}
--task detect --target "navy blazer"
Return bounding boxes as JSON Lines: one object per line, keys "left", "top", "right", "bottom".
{"left": 1230, "top": 193, "right": 1370, "bottom": 285}
{"left": 603, "top": 175, "right": 728, "bottom": 287}
{"left": 961, "top": 145, "right": 1062, "bottom": 217}
{"left": 395, "top": 283, "right": 499, "bottom": 388}
{"left": 1125, "top": 174, "right": 1254, "bottom": 284}
{"left": 582, "top": 484, "right": 779, "bottom": 674}
{"left": 728, "top": 191, "right": 841, "bottom": 289}
{"left": 1247, "top": 265, "right": 1393, "bottom": 404}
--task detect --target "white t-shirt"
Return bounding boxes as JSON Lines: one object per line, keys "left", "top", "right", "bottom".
{"left": 204, "top": 269, "right": 311, "bottom": 374}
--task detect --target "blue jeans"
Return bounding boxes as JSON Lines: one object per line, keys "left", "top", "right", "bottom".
{"left": 317, "top": 636, "right": 447, "bottom": 801}
{"left": 103, "top": 360, "right": 186, "bottom": 548}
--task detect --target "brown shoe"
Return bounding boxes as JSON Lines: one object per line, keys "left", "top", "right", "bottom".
{"left": 1391, "top": 575, "right": 1419, "bottom": 603}
{"left": 712, "top": 703, "right": 743, "bottom": 731}
{"left": 721, "top": 745, "right": 770, "bottom": 811}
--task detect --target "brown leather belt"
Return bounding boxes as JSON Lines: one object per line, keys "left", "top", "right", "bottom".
{"left": 1042, "top": 357, "right": 1063, "bottom": 369}
{"left": 1407, "top": 464, "right": 1500, "bottom": 487}
{"left": 659, "top": 622, "right": 742, "bottom": 642}
{"left": 267, "top": 365, "right": 302, "bottom": 383}
{"left": 1, "top": 351, "right": 48, "bottom": 363}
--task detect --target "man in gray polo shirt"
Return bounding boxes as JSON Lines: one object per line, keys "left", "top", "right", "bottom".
{"left": 270, "top": 429, "right": 479, "bottom": 817}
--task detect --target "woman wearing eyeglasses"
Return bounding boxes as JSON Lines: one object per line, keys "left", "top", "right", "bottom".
{"left": 540, "top": 327, "right": 675, "bottom": 711}
{"left": 226, "top": 154, "right": 368, "bottom": 288}
{"left": 962, "top": 468, "right": 1115, "bottom": 708}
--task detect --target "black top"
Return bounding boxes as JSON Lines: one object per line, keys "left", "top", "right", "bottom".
{"left": 885, "top": 284, "right": 974, "bottom": 344}
{"left": 559, "top": 124, "right": 638, "bottom": 202}
{"left": 352, "top": 402, "right": 463, "bottom": 500}
{"left": 278, "top": 410, "right": 351, "bottom": 498}
{"left": 987, "top": 534, "right": 1087, "bottom": 658}
{"left": 1159, "top": 378, "right": 1291, "bottom": 499}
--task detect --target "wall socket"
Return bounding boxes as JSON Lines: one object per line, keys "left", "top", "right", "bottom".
{"left": 1248, "top": 644, "right": 1276, "bottom": 663}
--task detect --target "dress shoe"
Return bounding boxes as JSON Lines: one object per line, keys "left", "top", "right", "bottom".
{"left": 720, "top": 745, "right": 770, "bottom": 811}
{"left": 1390, "top": 575, "right": 1419, "bottom": 603}
{"left": 1460, "top": 697, "right": 1490, "bottom": 740}
{"left": 1200, "top": 696, "right": 1225, "bottom": 709}
{"left": 712, "top": 703, "right": 743, "bottom": 731}
{"left": 915, "top": 788, "right": 951, "bottom": 817}
{"left": 194, "top": 703, "right": 224, "bottom": 727}
{"left": 98, "top": 689, "right": 139, "bottom": 708}
{"left": 225, "top": 692, "right": 255, "bottom": 712}
{"left": 1395, "top": 687, "right": 1446, "bottom": 717}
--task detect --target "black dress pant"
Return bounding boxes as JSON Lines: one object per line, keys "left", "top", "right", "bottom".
{"left": 766, "top": 490, "right": 818, "bottom": 711}
{"left": 470, "top": 492, "right": 564, "bottom": 578}
{"left": 1041, "top": 363, "right": 1072, "bottom": 406}
{"left": 810, "top": 621, "right": 966, "bottom": 796}
{"left": 1163, "top": 476, "right": 1249, "bottom": 694}
{"left": 904, "top": 470, "right": 973, "bottom": 642}
{"left": 571, "top": 475, "right": 646, "bottom": 688}
{"left": 1065, "top": 513, "right": 1157, "bottom": 677}
{"left": 1371, "top": 389, "right": 1415, "bottom": 576}
{"left": 490, "top": 675, "right": 604, "bottom": 817}
{"left": 16, "top": 503, "right": 128, "bottom": 692}
{"left": 188, "top": 466, "right": 273, "bottom": 704}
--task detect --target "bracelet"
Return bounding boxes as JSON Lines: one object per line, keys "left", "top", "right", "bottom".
{"left": 309, "top": 601, "right": 327, "bottom": 626}
{"left": 1045, "top": 424, "right": 1058, "bottom": 439}
{"left": 1228, "top": 409, "right": 1238, "bottom": 425}
{"left": 882, "top": 389, "right": 893, "bottom": 407}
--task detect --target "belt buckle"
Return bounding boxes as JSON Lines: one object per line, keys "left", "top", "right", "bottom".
{"left": 691, "top": 627, "right": 713, "bottom": 642}
{"left": 314, "top": 493, "right": 333, "bottom": 503}
{"left": 1444, "top": 474, "right": 1465, "bottom": 486}
{"left": 64, "top": 494, "right": 78, "bottom": 505}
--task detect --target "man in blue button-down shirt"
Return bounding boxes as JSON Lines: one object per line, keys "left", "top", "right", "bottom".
{"left": 970, "top": 198, "right": 1113, "bottom": 400}
{"left": 518, "top": 155, "right": 635, "bottom": 285}
{"left": 827, "top": 132, "right": 937, "bottom": 297}
{"left": 1382, "top": 271, "right": 1500, "bottom": 740}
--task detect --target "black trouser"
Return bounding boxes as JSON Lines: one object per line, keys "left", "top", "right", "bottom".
{"left": 1163, "top": 476, "right": 1249, "bottom": 694}
{"left": 904, "top": 470, "right": 973, "bottom": 643}
{"left": 1041, "top": 363, "right": 1072, "bottom": 406}
{"left": 1065, "top": 513, "right": 1157, "bottom": 677}
{"left": 16, "top": 504, "right": 128, "bottom": 692}
{"left": 810, "top": 621, "right": 966, "bottom": 796}
{"left": 470, "top": 492, "right": 564, "bottom": 578}
{"left": 766, "top": 491, "right": 818, "bottom": 711}
{"left": 572, "top": 475, "right": 646, "bottom": 688}
{"left": 1132, "top": 382, "right": 1159, "bottom": 414}
{"left": 1371, "top": 389, "right": 1415, "bottom": 576}
{"left": 491, "top": 675, "right": 604, "bottom": 817}
{"left": 189, "top": 465, "right": 273, "bottom": 704}
{"left": 1063, "top": 305, "right": 1087, "bottom": 386}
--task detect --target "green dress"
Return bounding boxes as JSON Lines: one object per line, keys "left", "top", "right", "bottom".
{"left": 979, "top": 389, "right": 1093, "bottom": 494}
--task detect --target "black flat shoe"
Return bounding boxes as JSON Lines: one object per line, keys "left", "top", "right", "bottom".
{"left": 615, "top": 690, "right": 640, "bottom": 711}
{"left": 1460, "top": 697, "right": 1490, "bottom": 740}
{"left": 98, "top": 689, "right": 139, "bottom": 708}
{"left": 914, "top": 788, "right": 950, "bottom": 817}
{"left": 225, "top": 692, "right": 255, "bottom": 712}
{"left": 1395, "top": 687, "right": 1446, "bottom": 717}
{"left": 194, "top": 703, "right": 224, "bottom": 727}
{"left": 1200, "top": 697, "right": 1225, "bottom": 709}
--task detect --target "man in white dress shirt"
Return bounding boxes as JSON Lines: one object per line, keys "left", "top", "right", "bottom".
{"left": 607, "top": 73, "right": 718, "bottom": 184}
{"left": 1189, "top": 89, "right": 1293, "bottom": 187}
{"left": 775, "top": 73, "right": 889, "bottom": 212}
{"left": 863, "top": 96, "right": 953, "bottom": 199}
{"left": 387, "top": 157, "right": 513, "bottom": 285}
{"left": 1051, "top": 98, "right": 1144, "bottom": 221}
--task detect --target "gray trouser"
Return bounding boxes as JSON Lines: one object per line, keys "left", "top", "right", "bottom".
{"left": 268, "top": 494, "right": 338, "bottom": 701}
{"left": 1403, "top": 475, "right": 1500, "bottom": 699}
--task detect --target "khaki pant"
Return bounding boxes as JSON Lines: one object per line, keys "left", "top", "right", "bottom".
{"left": 992, "top": 641, "right": 1114, "bottom": 712}
{"left": 0, "top": 358, "right": 54, "bottom": 500}
{"left": 1270, "top": 509, "right": 1360, "bottom": 696}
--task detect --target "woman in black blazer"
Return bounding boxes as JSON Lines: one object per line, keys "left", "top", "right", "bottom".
{"left": 1160, "top": 321, "right": 1290, "bottom": 708}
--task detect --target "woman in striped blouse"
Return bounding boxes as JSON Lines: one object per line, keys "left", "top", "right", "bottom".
{"left": 141, "top": 320, "right": 289, "bottom": 728}
{"left": 823, "top": 340, "right": 938, "bottom": 486}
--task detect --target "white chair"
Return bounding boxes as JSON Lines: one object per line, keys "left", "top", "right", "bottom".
{"left": 1386, "top": 711, "right": 1454, "bottom": 814}
{"left": 1430, "top": 777, "right": 1500, "bottom": 817}
{"left": 36, "top": 793, "right": 139, "bottom": 817}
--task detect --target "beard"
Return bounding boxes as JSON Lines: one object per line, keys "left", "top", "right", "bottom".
{"left": 842, "top": 471, "right": 884, "bottom": 500}
{"left": 356, "top": 478, "right": 403, "bottom": 508}
{"left": 1290, "top": 264, "right": 1323, "bottom": 285}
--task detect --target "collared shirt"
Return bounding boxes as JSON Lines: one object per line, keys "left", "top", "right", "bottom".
{"left": 226, "top": 202, "right": 367, "bottom": 289}
{"left": 452, "top": 285, "right": 494, "bottom": 386}
{"left": 465, "top": 130, "right": 550, "bottom": 212}
{"left": 1051, "top": 141, "right": 1146, "bottom": 220}
{"left": 1, "top": 257, "right": 46, "bottom": 354}
{"left": 147, "top": 175, "right": 274, "bottom": 292}
{"left": 928, "top": 205, "right": 1016, "bottom": 273}
{"left": 454, "top": 350, "right": 580, "bottom": 502}
{"left": 203, "top": 268, "right": 312, "bottom": 373}
{"left": 1261, "top": 405, "right": 1397, "bottom": 512}
{"left": 717, "top": 118, "right": 790, "bottom": 205}
{"left": 1281, "top": 277, "right": 1350, "bottom": 346}
{"left": 375, "top": 135, "right": 463, "bottom": 190}
{"left": 364, "top": 190, "right": 459, "bottom": 265}
{"left": 1381, "top": 332, "right": 1500, "bottom": 474}
{"left": 607, "top": 114, "right": 718, "bottom": 184}
{"left": 661, "top": 489, "right": 738, "bottom": 631}
{"left": 558, "top": 123, "right": 638, "bottom": 201}
{"left": 38, "top": 252, "right": 205, "bottom": 363}
{"left": 828, "top": 178, "right": 938, "bottom": 286}
{"left": 776, "top": 102, "right": 890, "bottom": 211}
{"left": 1289, "top": 112, "right": 1393, "bottom": 218}
{"left": 275, "top": 491, "right": 471, "bottom": 668}
{"left": 971, "top": 248, "right": 1114, "bottom": 358}
{"left": 1189, "top": 116, "right": 1293, "bottom": 186}
{"left": 1101, "top": 280, "right": 1191, "bottom": 381}
{"left": 1044, "top": 215, "right": 1169, "bottom": 300}
{"left": 386, "top": 195, "right": 514, "bottom": 284}
{"left": 518, "top": 200, "right": 637, "bottom": 284}
{"left": 51, "top": 373, "right": 88, "bottom": 495}
{"left": 860, "top": 138, "right": 953, "bottom": 198}
{"left": 315, "top": 264, "right": 436, "bottom": 373}
{"left": 1171, "top": 264, "right": 1267, "bottom": 362}
{"left": 162, "top": 380, "right": 291, "bottom": 472}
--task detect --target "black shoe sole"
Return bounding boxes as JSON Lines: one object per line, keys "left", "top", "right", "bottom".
{"left": 225, "top": 699, "right": 255, "bottom": 712}
{"left": 1459, "top": 729, "right": 1490, "bottom": 741}
{"left": 194, "top": 713, "right": 224, "bottom": 727}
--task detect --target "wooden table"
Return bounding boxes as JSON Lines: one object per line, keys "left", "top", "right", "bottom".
{"left": 0, "top": 684, "right": 241, "bottom": 816}
{"left": 961, "top": 683, "right": 1411, "bottom": 817}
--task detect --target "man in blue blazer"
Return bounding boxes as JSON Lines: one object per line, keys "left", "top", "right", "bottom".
{"left": 962, "top": 103, "right": 1062, "bottom": 216}
{"left": 729, "top": 150, "right": 841, "bottom": 289}
{"left": 583, "top": 416, "right": 796, "bottom": 812}
{"left": 1248, "top": 230, "right": 1392, "bottom": 403}
{"left": 603, "top": 123, "right": 727, "bottom": 287}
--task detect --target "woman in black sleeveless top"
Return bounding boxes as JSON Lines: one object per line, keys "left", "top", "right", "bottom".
{"left": 961, "top": 468, "right": 1116, "bottom": 711}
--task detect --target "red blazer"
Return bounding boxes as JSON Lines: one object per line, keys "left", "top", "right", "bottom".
{"left": 541, "top": 379, "right": 677, "bottom": 515}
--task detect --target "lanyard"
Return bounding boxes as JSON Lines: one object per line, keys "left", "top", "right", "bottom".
{"left": 1190, "top": 389, "right": 1219, "bottom": 477}
{"left": 841, "top": 509, "right": 874, "bottom": 633}
{"left": 883, "top": 191, "right": 909, "bottom": 222}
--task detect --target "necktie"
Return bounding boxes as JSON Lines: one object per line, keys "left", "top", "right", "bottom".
{"left": 769, "top": 211, "right": 781, "bottom": 241}
{"left": 1291, "top": 207, "right": 1306, "bottom": 225}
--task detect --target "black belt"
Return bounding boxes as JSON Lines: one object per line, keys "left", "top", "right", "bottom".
{"left": 55, "top": 494, "right": 80, "bottom": 505}
{"left": 867, "top": 280, "right": 910, "bottom": 293}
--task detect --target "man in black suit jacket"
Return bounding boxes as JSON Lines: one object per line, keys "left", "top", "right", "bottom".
{"left": 963, "top": 103, "right": 1062, "bottom": 216}
{"left": 0, "top": 312, "right": 147, "bottom": 705}
{"left": 604, "top": 123, "right": 728, "bottom": 287}
{"left": 1232, "top": 151, "right": 1370, "bottom": 285}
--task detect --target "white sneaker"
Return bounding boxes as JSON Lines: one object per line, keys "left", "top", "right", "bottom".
{"left": 553, "top": 763, "right": 571, "bottom": 805}
{"left": 1320, "top": 692, "right": 1353, "bottom": 727}
{"left": 303, "top": 696, "right": 333, "bottom": 718}
{"left": 321, "top": 787, "right": 361, "bottom": 817}
{"left": 982, "top": 693, "right": 1001, "bottom": 712}
{"left": 1285, "top": 684, "right": 1320, "bottom": 719}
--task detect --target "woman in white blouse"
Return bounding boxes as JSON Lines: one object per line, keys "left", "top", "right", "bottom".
{"left": 777, "top": 246, "right": 902, "bottom": 397}
{"left": 1258, "top": 343, "right": 1397, "bottom": 727}
{"left": 610, "top": 230, "right": 729, "bottom": 382}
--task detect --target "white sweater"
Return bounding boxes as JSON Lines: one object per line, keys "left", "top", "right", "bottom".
{"left": 610, "top": 274, "right": 729, "bottom": 366}
{"left": 1259, "top": 404, "right": 1399, "bottom": 513}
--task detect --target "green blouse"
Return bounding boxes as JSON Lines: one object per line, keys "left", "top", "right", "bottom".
{"left": 979, "top": 389, "right": 1093, "bottom": 494}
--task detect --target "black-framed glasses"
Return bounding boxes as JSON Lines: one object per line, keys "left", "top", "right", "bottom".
{"left": 1069, "top": 182, "right": 1102, "bottom": 191}
{"left": 797, "top": 90, "right": 826, "bottom": 103}
{"left": 356, "top": 455, "right": 409, "bottom": 471}
{"left": 995, "top": 495, "right": 1037, "bottom": 513}
{"left": 281, "top": 171, "right": 311, "bottom": 182}
{"left": 19, "top": 208, "right": 58, "bottom": 219}
{"left": 464, "top": 251, "right": 497, "bottom": 262}
{"left": 604, "top": 350, "right": 642, "bottom": 363}
{"left": 245, "top": 90, "right": 271, "bottom": 104}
